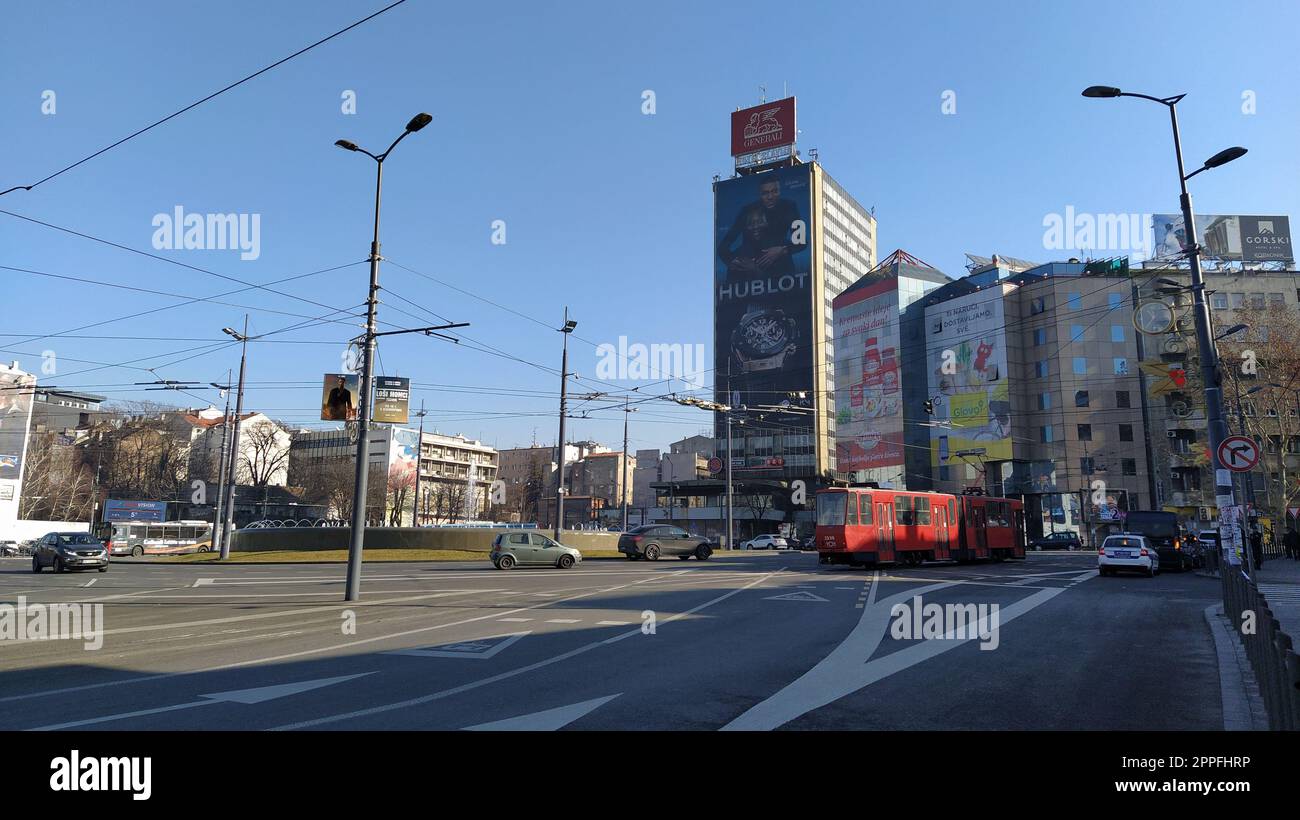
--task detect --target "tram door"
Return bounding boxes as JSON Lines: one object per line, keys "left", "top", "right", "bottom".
{"left": 876, "top": 501, "right": 895, "bottom": 562}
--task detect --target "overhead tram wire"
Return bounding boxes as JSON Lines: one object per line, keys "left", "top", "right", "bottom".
{"left": 0, "top": 0, "right": 412, "bottom": 197}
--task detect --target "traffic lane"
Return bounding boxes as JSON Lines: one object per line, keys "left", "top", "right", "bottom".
{"left": 1, "top": 563, "right": 781, "bottom": 730}
{"left": 783, "top": 565, "right": 1223, "bottom": 730}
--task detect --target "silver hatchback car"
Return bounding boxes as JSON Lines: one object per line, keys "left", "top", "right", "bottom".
{"left": 490, "top": 532, "right": 582, "bottom": 570}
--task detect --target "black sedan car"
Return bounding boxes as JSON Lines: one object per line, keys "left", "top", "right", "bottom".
{"left": 31, "top": 532, "right": 109, "bottom": 573}
{"left": 618, "top": 525, "right": 712, "bottom": 561}
{"left": 1029, "top": 532, "right": 1082, "bottom": 551}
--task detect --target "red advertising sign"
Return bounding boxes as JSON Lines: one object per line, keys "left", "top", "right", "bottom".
{"left": 730, "top": 97, "right": 796, "bottom": 157}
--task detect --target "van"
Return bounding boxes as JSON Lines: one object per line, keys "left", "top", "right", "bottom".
{"left": 1123, "top": 511, "right": 1192, "bottom": 570}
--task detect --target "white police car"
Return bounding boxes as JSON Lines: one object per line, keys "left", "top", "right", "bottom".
{"left": 1098, "top": 533, "right": 1158, "bottom": 577}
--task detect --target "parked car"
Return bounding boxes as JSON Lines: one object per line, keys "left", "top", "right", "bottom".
{"left": 0, "top": 540, "right": 19, "bottom": 557}
{"left": 490, "top": 532, "right": 582, "bottom": 570}
{"left": 798, "top": 534, "right": 816, "bottom": 551}
{"left": 741, "top": 534, "right": 790, "bottom": 551}
{"left": 1097, "top": 533, "right": 1158, "bottom": 578}
{"left": 1029, "top": 532, "right": 1082, "bottom": 551}
{"left": 618, "top": 525, "right": 712, "bottom": 561}
{"left": 31, "top": 532, "right": 109, "bottom": 573}
{"left": 1194, "top": 531, "right": 1221, "bottom": 568}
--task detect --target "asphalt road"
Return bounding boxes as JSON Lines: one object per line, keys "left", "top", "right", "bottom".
{"left": 0, "top": 551, "right": 1225, "bottom": 730}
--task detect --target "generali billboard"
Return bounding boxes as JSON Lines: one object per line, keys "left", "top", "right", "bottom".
{"left": 730, "top": 97, "right": 796, "bottom": 157}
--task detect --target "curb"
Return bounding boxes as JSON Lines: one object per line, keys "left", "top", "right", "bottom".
{"left": 1203, "top": 603, "right": 1267, "bottom": 731}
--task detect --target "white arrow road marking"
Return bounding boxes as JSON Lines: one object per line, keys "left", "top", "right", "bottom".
{"left": 722, "top": 579, "right": 1065, "bottom": 731}
{"left": 463, "top": 694, "right": 621, "bottom": 731}
{"left": 269, "top": 569, "right": 784, "bottom": 730}
{"left": 29, "top": 672, "right": 374, "bottom": 731}
{"left": 82, "top": 579, "right": 96, "bottom": 587}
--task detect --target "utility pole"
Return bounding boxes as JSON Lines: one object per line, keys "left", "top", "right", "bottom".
{"left": 210, "top": 371, "right": 232, "bottom": 555}
{"left": 413, "top": 400, "right": 426, "bottom": 527}
{"left": 620, "top": 395, "right": 636, "bottom": 532}
{"left": 725, "top": 362, "right": 735, "bottom": 550}
{"left": 221, "top": 317, "right": 249, "bottom": 559}
{"left": 554, "top": 308, "right": 577, "bottom": 540}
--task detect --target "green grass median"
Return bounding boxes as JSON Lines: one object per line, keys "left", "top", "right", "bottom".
{"left": 150, "top": 548, "right": 626, "bottom": 563}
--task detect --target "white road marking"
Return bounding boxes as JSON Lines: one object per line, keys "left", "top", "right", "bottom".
{"left": 596, "top": 620, "right": 628, "bottom": 626}
{"left": 463, "top": 694, "right": 621, "bottom": 731}
{"left": 498, "top": 617, "right": 532, "bottom": 623}
{"left": 545, "top": 619, "right": 581, "bottom": 624}
{"left": 81, "top": 579, "right": 97, "bottom": 587}
{"left": 269, "top": 569, "right": 785, "bottom": 730}
{"left": 764, "top": 591, "right": 828, "bottom": 602}
{"left": 386, "top": 632, "right": 529, "bottom": 660}
{"left": 723, "top": 581, "right": 1065, "bottom": 731}
{"left": 31, "top": 672, "right": 375, "bottom": 731}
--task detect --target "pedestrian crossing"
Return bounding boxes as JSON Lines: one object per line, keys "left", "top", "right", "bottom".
{"left": 1258, "top": 584, "right": 1300, "bottom": 605}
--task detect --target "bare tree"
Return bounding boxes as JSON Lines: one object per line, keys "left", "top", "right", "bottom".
{"left": 237, "top": 419, "right": 290, "bottom": 487}
{"left": 19, "top": 433, "right": 94, "bottom": 521}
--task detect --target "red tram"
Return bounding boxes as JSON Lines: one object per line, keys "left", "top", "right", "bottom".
{"left": 815, "top": 487, "right": 1025, "bottom": 567}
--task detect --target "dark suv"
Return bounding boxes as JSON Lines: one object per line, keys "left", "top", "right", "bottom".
{"left": 618, "top": 525, "right": 712, "bottom": 561}
{"left": 32, "top": 532, "right": 109, "bottom": 573}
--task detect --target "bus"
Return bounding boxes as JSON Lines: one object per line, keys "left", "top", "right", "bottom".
{"left": 815, "top": 487, "right": 1025, "bottom": 567}
{"left": 96, "top": 520, "right": 215, "bottom": 557}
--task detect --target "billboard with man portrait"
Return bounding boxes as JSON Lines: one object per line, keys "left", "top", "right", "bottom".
{"left": 321, "top": 373, "right": 359, "bottom": 421}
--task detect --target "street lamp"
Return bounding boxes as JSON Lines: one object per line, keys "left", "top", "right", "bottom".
{"left": 220, "top": 320, "right": 250, "bottom": 559}
{"left": 1082, "top": 85, "right": 1247, "bottom": 551}
{"left": 336, "top": 112, "right": 433, "bottom": 602}
{"left": 554, "top": 310, "right": 576, "bottom": 541}
{"left": 1216, "top": 323, "right": 1249, "bottom": 341}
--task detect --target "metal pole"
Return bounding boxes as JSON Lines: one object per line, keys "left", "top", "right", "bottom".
{"left": 346, "top": 158, "right": 383, "bottom": 601}
{"left": 725, "top": 364, "right": 735, "bottom": 550}
{"left": 621, "top": 395, "right": 630, "bottom": 532}
{"left": 221, "top": 316, "right": 248, "bottom": 560}
{"left": 211, "top": 372, "right": 232, "bottom": 555}
{"left": 413, "top": 400, "right": 425, "bottom": 527}
{"left": 1168, "top": 103, "right": 1239, "bottom": 563}
{"left": 1230, "top": 381, "right": 1258, "bottom": 576}
{"left": 554, "top": 307, "right": 570, "bottom": 541}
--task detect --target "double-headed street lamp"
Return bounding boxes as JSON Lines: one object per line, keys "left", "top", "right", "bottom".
{"left": 220, "top": 319, "right": 250, "bottom": 559}
{"left": 336, "top": 112, "right": 433, "bottom": 602}
{"left": 554, "top": 310, "right": 577, "bottom": 541}
{"left": 1082, "top": 85, "right": 1247, "bottom": 540}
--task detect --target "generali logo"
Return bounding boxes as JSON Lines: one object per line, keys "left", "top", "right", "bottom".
{"left": 743, "top": 105, "right": 784, "bottom": 144}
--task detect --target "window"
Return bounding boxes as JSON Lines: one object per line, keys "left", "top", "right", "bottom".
{"left": 1122, "top": 459, "right": 1137, "bottom": 476}
{"left": 1078, "top": 424, "right": 1092, "bottom": 441}
{"left": 949, "top": 499, "right": 956, "bottom": 526}
{"left": 1035, "top": 360, "right": 1050, "bottom": 378}
{"left": 1108, "top": 293, "right": 1123, "bottom": 310}
{"left": 1212, "top": 293, "right": 1228, "bottom": 310}
{"left": 1040, "top": 425, "right": 1054, "bottom": 443}
{"left": 1034, "top": 328, "right": 1047, "bottom": 345}
{"left": 1269, "top": 293, "right": 1285, "bottom": 307}
{"left": 1231, "top": 293, "right": 1245, "bottom": 309}
{"left": 1031, "top": 297, "right": 1046, "bottom": 314}
{"left": 1119, "top": 424, "right": 1134, "bottom": 442}
{"left": 816, "top": 493, "right": 846, "bottom": 526}
{"left": 846, "top": 495, "right": 859, "bottom": 525}
{"left": 1073, "top": 357, "right": 1087, "bottom": 375}
{"left": 894, "top": 496, "right": 915, "bottom": 526}
{"left": 914, "top": 498, "right": 931, "bottom": 526}
{"left": 858, "top": 498, "right": 872, "bottom": 525}
{"left": 1113, "top": 358, "right": 1128, "bottom": 375}
{"left": 1116, "top": 391, "right": 1131, "bottom": 408}
{"left": 1068, "top": 292, "right": 1082, "bottom": 310}
{"left": 1075, "top": 390, "right": 1090, "bottom": 408}
{"left": 1070, "top": 324, "right": 1085, "bottom": 342}
{"left": 1250, "top": 293, "right": 1266, "bottom": 310}
{"left": 1037, "top": 392, "right": 1052, "bottom": 410}
{"left": 938, "top": 465, "right": 950, "bottom": 481}
{"left": 1110, "top": 325, "right": 1125, "bottom": 343}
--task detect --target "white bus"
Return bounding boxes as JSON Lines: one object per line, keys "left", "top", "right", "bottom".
{"left": 97, "top": 520, "right": 215, "bottom": 557}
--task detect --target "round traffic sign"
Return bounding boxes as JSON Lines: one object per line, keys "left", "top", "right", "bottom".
{"left": 1217, "top": 435, "right": 1259, "bottom": 472}
{"left": 707, "top": 457, "right": 723, "bottom": 474}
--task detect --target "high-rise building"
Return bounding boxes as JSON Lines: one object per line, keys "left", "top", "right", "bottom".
{"left": 713, "top": 109, "right": 877, "bottom": 483}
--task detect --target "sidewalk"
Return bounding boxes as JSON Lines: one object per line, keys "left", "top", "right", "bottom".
{"left": 1250, "top": 556, "right": 1300, "bottom": 643}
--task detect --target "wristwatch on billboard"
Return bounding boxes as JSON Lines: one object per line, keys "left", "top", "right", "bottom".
{"left": 732, "top": 305, "right": 797, "bottom": 372}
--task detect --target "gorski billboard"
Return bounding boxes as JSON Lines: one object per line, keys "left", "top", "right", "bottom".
{"left": 714, "top": 164, "right": 815, "bottom": 438}
{"left": 925, "top": 287, "right": 1013, "bottom": 474}
{"left": 833, "top": 276, "right": 903, "bottom": 478}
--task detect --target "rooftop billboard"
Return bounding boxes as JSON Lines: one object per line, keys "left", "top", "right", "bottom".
{"left": 730, "top": 97, "right": 796, "bottom": 158}
{"left": 1153, "top": 214, "right": 1292, "bottom": 263}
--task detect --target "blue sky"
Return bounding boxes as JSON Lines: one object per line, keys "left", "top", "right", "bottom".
{"left": 2, "top": 0, "right": 1297, "bottom": 455}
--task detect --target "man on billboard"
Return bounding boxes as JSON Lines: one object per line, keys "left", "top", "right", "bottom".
{"left": 322, "top": 375, "right": 357, "bottom": 421}
{"left": 717, "top": 177, "right": 804, "bottom": 279}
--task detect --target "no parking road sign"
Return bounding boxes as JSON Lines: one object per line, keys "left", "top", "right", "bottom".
{"left": 1217, "top": 435, "right": 1260, "bottom": 472}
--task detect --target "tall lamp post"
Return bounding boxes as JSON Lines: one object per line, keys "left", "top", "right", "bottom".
{"left": 220, "top": 318, "right": 250, "bottom": 559}
{"left": 209, "top": 371, "right": 233, "bottom": 556}
{"left": 553, "top": 309, "right": 577, "bottom": 541}
{"left": 336, "top": 112, "right": 433, "bottom": 602}
{"left": 1082, "top": 85, "right": 1247, "bottom": 561}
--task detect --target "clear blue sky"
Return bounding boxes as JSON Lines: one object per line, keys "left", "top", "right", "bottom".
{"left": 2, "top": 0, "right": 1297, "bottom": 455}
